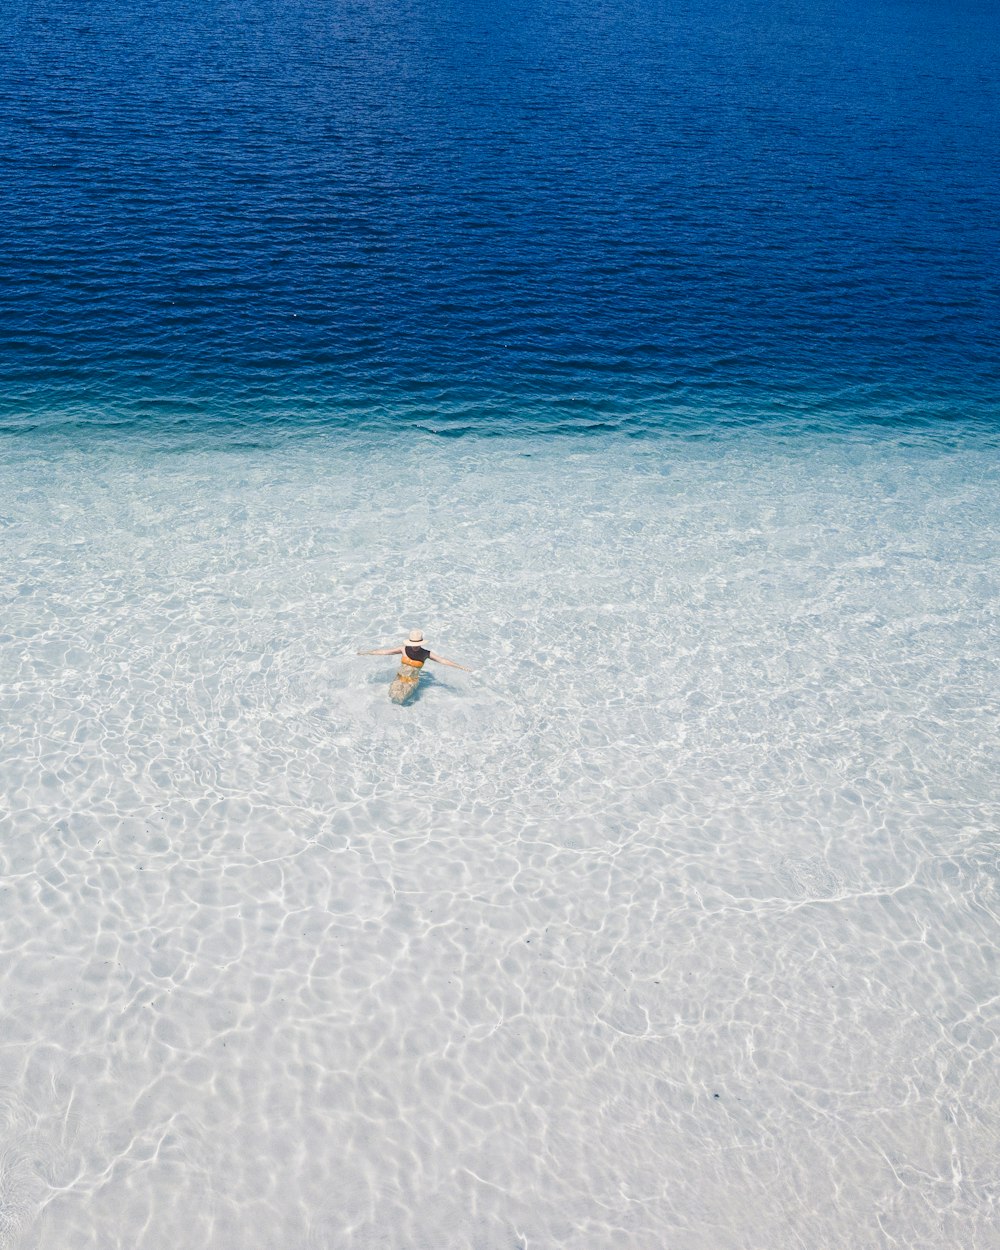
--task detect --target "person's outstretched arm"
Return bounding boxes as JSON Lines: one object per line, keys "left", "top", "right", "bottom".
{"left": 428, "top": 651, "right": 471, "bottom": 671}
{"left": 357, "top": 646, "right": 403, "bottom": 656}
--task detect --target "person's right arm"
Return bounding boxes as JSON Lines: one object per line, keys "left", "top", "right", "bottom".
{"left": 428, "top": 651, "right": 471, "bottom": 671}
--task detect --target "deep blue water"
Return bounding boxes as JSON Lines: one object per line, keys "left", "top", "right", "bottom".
{"left": 1, "top": 0, "right": 998, "bottom": 435}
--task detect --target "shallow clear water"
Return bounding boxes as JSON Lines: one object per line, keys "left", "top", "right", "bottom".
{"left": 1, "top": 426, "right": 998, "bottom": 1248}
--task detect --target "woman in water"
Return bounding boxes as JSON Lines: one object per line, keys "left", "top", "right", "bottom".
{"left": 358, "top": 630, "right": 470, "bottom": 703}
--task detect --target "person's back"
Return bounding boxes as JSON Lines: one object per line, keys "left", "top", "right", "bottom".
{"left": 401, "top": 642, "right": 431, "bottom": 667}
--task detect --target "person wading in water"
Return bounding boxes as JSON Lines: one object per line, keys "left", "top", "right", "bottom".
{"left": 357, "top": 630, "right": 470, "bottom": 703}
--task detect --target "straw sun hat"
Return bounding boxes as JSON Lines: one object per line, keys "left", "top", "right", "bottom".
{"left": 408, "top": 630, "right": 426, "bottom": 644}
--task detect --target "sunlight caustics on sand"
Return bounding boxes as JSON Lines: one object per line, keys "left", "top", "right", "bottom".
{"left": 1, "top": 426, "right": 998, "bottom": 1249}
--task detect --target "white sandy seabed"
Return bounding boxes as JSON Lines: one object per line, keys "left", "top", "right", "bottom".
{"left": 0, "top": 426, "right": 998, "bottom": 1250}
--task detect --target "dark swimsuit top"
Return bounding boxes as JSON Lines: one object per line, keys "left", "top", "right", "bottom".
{"left": 403, "top": 645, "right": 430, "bottom": 666}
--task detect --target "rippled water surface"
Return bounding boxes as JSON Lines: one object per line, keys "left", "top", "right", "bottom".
{"left": 1, "top": 427, "right": 998, "bottom": 1248}
{"left": 2, "top": 0, "right": 999, "bottom": 430}
{"left": 2, "top": 0, "right": 1000, "bottom": 1245}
